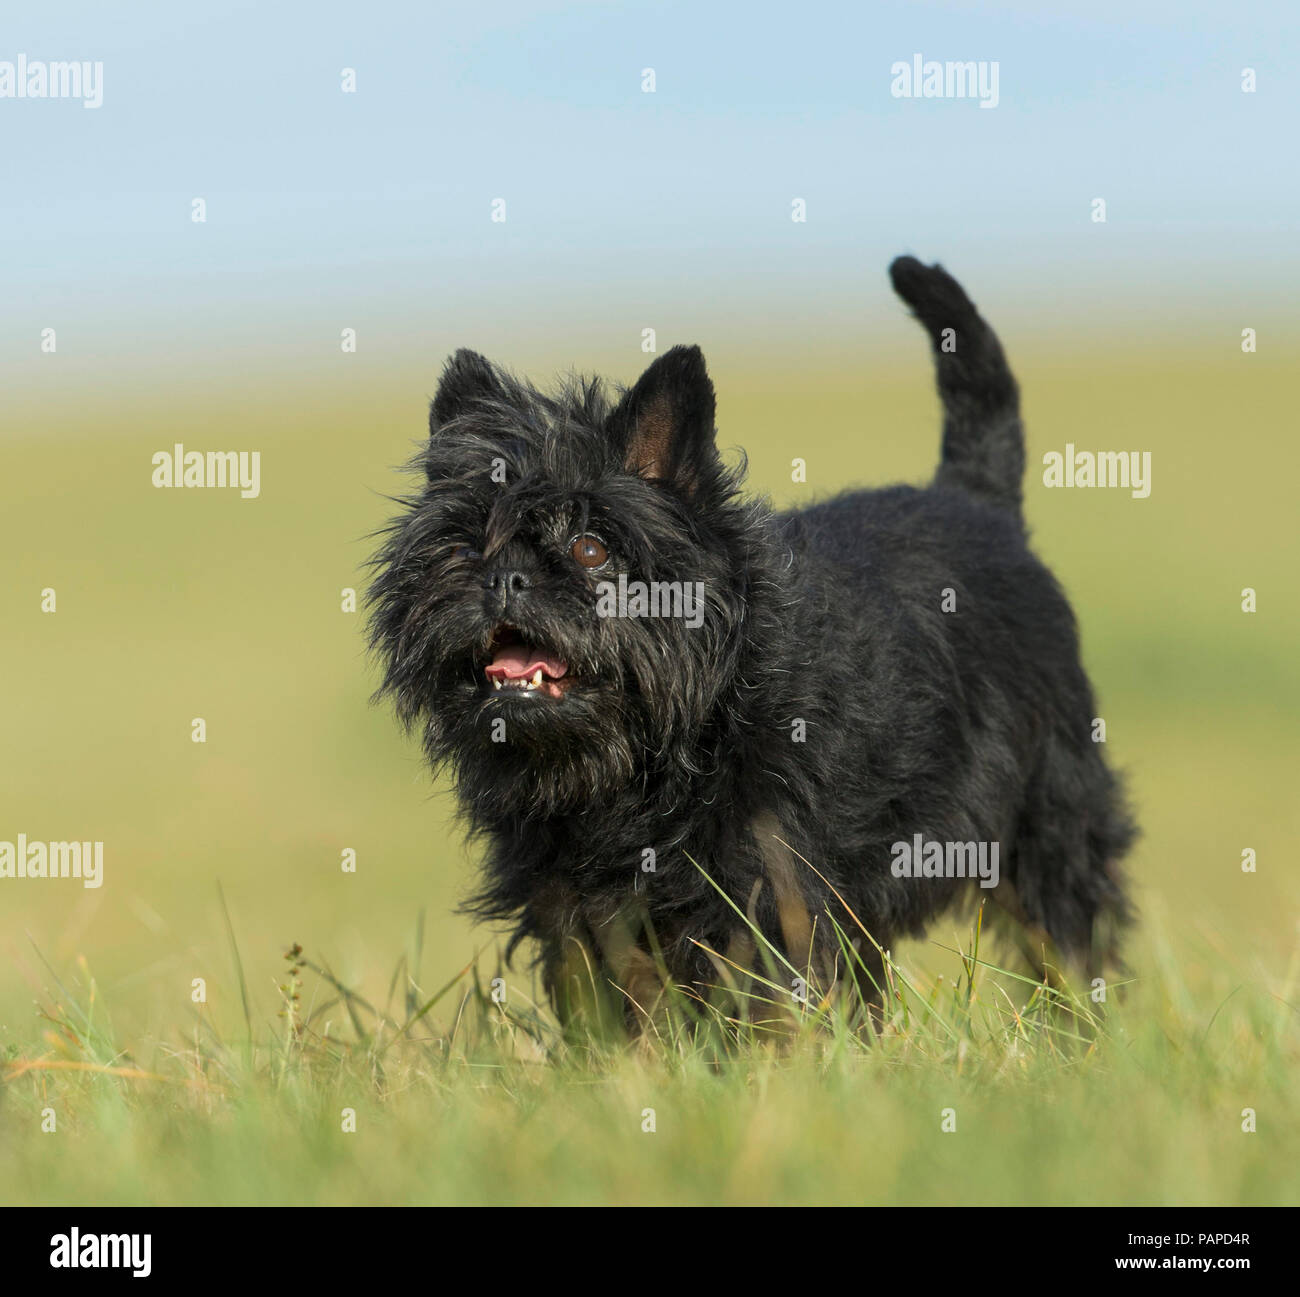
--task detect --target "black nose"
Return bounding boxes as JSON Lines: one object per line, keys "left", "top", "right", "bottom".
{"left": 484, "top": 569, "right": 532, "bottom": 595}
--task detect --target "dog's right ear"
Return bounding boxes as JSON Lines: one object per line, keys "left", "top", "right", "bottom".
{"left": 606, "top": 345, "right": 718, "bottom": 493}
{"left": 430, "top": 349, "right": 503, "bottom": 434}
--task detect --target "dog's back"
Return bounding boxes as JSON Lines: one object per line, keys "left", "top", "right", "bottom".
{"left": 776, "top": 260, "right": 1133, "bottom": 974}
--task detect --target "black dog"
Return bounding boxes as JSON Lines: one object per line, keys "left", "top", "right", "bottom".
{"left": 369, "top": 256, "right": 1133, "bottom": 1024}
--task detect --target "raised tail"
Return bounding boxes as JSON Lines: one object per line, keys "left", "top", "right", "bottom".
{"left": 889, "top": 255, "right": 1025, "bottom": 517}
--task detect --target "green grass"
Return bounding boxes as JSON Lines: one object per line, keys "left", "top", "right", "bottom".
{"left": 4, "top": 902, "right": 1297, "bottom": 1207}
{"left": 2, "top": 346, "right": 1297, "bottom": 1205}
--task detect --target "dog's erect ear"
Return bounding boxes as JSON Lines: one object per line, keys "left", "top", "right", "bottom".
{"left": 430, "top": 349, "right": 503, "bottom": 434}
{"left": 606, "top": 345, "right": 717, "bottom": 490}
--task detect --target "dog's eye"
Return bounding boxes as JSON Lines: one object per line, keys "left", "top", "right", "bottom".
{"left": 450, "top": 544, "right": 481, "bottom": 561}
{"left": 570, "top": 535, "right": 608, "bottom": 569}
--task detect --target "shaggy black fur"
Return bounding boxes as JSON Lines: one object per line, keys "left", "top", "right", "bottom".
{"left": 368, "top": 256, "right": 1134, "bottom": 1020}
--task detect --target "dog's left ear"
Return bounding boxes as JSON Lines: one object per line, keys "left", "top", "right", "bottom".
{"left": 431, "top": 348, "right": 504, "bottom": 434}
{"left": 607, "top": 345, "right": 718, "bottom": 491}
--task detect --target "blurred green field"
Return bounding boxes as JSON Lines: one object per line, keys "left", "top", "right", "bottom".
{"left": 2, "top": 343, "right": 1297, "bottom": 1205}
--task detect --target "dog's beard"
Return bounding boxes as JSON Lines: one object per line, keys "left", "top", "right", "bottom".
{"left": 404, "top": 600, "right": 721, "bottom": 819}
{"left": 437, "top": 645, "right": 640, "bottom": 819}
{"left": 440, "top": 708, "right": 641, "bottom": 820}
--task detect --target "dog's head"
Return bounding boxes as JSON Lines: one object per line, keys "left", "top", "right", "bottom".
{"left": 368, "top": 346, "right": 755, "bottom": 816}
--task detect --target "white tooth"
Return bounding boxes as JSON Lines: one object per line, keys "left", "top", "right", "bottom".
{"left": 494, "top": 679, "right": 502, "bottom": 690}
{"left": 531, "top": 670, "right": 542, "bottom": 687}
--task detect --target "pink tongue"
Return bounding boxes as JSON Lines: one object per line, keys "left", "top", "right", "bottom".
{"left": 485, "top": 643, "right": 569, "bottom": 680}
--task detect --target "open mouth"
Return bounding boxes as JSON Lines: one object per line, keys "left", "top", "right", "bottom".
{"left": 483, "top": 626, "right": 574, "bottom": 700}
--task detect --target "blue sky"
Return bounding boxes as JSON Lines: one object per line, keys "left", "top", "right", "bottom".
{"left": 2, "top": 0, "right": 1296, "bottom": 380}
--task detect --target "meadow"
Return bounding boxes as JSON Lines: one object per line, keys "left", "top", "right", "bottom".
{"left": 2, "top": 343, "right": 1296, "bottom": 1206}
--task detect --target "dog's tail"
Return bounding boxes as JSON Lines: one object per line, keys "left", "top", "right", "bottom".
{"left": 889, "top": 255, "right": 1024, "bottom": 517}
